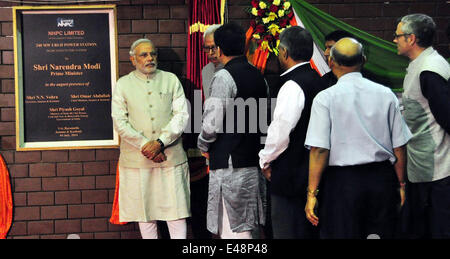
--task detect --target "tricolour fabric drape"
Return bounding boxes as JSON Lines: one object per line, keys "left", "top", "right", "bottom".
{"left": 291, "top": 0, "right": 409, "bottom": 91}
{"left": 0, "top": 154, "right": 12, "bottom": 239}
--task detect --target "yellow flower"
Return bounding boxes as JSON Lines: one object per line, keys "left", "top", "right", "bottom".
{"left": 253, "top": 34, "right": 261, "bottom": 40}
{"left": 283, "top": 1, "right": 291, "bottom": 10}
{"left": 278, "top": 9, "right": 285, "bottom": 17}
{"left": 268, "top": 12, "right": 277, "bottom": 21}
{"left": 259, "top": 1, "right": 267, "bottom": 9}
{"left": 251, "top": 7, "right": 258, "bottom": 16}
{"left": 262, "top": 17, "right": 270, "bottom": 24}
{"left": 268, "top": 23, "right": 280, "bottom": 36}
{"left": 261, "top": 40, "right": 269, "bottom": 50}
{"left": 273, "top": 0, "right": 281, "bottom": 6}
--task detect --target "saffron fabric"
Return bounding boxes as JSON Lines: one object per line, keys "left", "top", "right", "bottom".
{"left": 109, "top": 164, "right": 126, "bottom": 225}
{"left": 0, "top": 154, "right": 12, "bottom": 239}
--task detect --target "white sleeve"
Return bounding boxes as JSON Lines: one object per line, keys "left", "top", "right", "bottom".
{"left": 158, "top": 78, "right": 190, "bottom": 147}
{"left": 197, "top": 70, "right": 236, "bottom": 152}
{"left": 258, "top": 80, "right": 305, "bottom": 169}
{"left": 111, "top": 81, "right": 150, "bottom": 149}
{"left": 304, "top": 93, "right": 331, "bottom": 150}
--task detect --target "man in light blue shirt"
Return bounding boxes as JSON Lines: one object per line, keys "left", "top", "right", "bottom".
{"left": 304, "top": 38, "right": 412, "bottom": 239}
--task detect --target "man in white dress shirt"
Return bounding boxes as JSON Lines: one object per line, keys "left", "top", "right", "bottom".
{"left": 304, "top": 38, "right": 412, "bottom": 239}
{"left": 258, "top": 26, "right": 327, "bottom": 238}
{"left": 111, "top": 38, "right": 191, "bottom": 239}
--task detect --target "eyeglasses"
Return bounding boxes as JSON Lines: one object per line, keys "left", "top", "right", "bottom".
{"left": 203, "top": 45, "right": 217, "bottom": 53}
{"left": 393, "top": 33, "right": 411, "bottom": 39}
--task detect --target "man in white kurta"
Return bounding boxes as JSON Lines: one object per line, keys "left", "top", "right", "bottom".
{"left": 111, "top": 39, "right": 190, "bottom": 239}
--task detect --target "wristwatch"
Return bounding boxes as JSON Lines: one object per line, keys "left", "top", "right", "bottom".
{"left": 156, "top": 139, "right": 164, "bottom": 150}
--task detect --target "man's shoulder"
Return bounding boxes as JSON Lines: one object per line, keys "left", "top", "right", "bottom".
{"left": 116, "top": 72, "right": 135, "bottom": 88}
{"left": 421, "top": 54, "right": 450, "bottom": 77}
{"left": 156, "top": 69, "right": 178, "bottom": 80}
{"left": 202, "top": 62, "right": 215, "bottom": 73}
{"left": 213, "top": 67, "right": 232, "bottom": 78}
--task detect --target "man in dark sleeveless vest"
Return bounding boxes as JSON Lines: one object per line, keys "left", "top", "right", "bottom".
{"left": 258, "top": 26, "right": 327, "bottom": 238}
{"left": 197, "top": 23, "right": 267, "bottom": 238}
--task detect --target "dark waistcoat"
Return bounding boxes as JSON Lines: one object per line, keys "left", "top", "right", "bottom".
{"left": 209, "top": 56, "right": 268, "bottom": 170}
{"left": 271, "top": 64, "right": 327, "bottom": 197}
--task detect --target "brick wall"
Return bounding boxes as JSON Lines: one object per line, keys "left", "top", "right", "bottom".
{"left": 0, "top": 0, "right": 448, "bottom": 239}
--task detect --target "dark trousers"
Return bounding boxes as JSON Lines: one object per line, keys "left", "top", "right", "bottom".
{"left": 400, "top": 175, "right": 450, "bottom": 239}
{"left": 319, "top": 161, "right": 399, "bottom": 239}
{"left": 189, "top": 174, "right": 211, "bottom": 239}
{"left": 271, "top": 193, "right": 317, "bottom": 239}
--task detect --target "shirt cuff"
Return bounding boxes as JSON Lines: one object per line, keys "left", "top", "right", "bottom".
{"left": 259, "top": 160, "right": 270, "bottom": 170}
{"left": 140, "top": 138, "right": 150, "bottom": 150}
{"left": 197, "top": 134, "right": 210, "bottom": 152}
{"left": 158, "top": 135, "right": 169, "bottom": 148}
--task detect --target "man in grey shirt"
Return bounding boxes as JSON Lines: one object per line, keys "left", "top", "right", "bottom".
{"left": 197, "top": 23, "right": 267, "bottom": 239}
{"left": 304, "top": 38, "right": 412, "bottom": 239}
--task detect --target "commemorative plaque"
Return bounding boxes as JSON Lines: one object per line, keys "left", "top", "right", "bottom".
{"left": 13, "top": 6, "right": 119, "bottom": 150}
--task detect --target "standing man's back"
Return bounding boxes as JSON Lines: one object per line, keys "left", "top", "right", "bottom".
{"left": 259, "top": 26, "right": 326, "bottom": 239}
{"left": 305, "top": 38, "right": 412, "bottom": 239}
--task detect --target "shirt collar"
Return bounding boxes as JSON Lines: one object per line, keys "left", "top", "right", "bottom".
{"left": 133, "top": 69, "right": 158, "bottom": 81}
{"left": 280, "top": 61, "right": 310, "bottom": 76}
{"left": 213, "top": 62, "right": 224, "bottom": 72}
{"left": 409, "top": 46, "right": 434, "bottom": 67}
{"left": 338, "top": 72, "right": 363, "bottom": 82}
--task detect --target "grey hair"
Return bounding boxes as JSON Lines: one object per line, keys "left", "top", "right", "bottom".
{"left": 129, "top": 38, "right": 154, "bottom": 56}
{"left": 279, "top": 26, "right": 313, "bottom": 61}
{"left": 203, "top": 24, "right": 222, "bottom": 42}
{"left": 330, "top": 37, "right": 365, "bottom": 67}
{"left": 400, "top": 14, "right": 436, "bottom": 48}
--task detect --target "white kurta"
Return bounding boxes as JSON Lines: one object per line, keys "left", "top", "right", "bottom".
{"left": 112, "top": 69, "right": 191, "bottom": 222}
{"left": 119, "top": 164, "right": 190, "bottom": 222}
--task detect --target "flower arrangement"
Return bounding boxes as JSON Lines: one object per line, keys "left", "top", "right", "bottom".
{"left": 247, "top": 0, "right": 294, "bottom": 55}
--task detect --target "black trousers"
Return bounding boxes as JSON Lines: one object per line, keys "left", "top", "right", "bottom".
{"left": 399, "top": 175, "right": 450, "bottom": 239}
{"left": 319, "top": 161, "right": 399, "bottom": 239}
{"left": 271, "top": 193, "right": 318, "bottom": 239}
{"left": 189, "top": 174, "right": 211, "bottom": 239}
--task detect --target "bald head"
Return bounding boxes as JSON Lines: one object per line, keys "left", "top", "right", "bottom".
{"left": 330, "top": 37, "right": 364, "bottom": 67}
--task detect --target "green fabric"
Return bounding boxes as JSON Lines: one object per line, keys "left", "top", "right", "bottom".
{"left": 291, "top": 0, "right": 409, "bottom": 92}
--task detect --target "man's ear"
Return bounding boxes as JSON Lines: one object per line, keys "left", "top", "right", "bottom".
{"left": 408, "top": 33, "right": 417, "bottom": 46}
{"left": 328, "top": 56, "right": 334, "bottom": 69}
{"left": 130, "top": 55, "right": 136, "bottom": 66}
{"left": 216, "top": 47, "right": 222, "bottom": 58}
